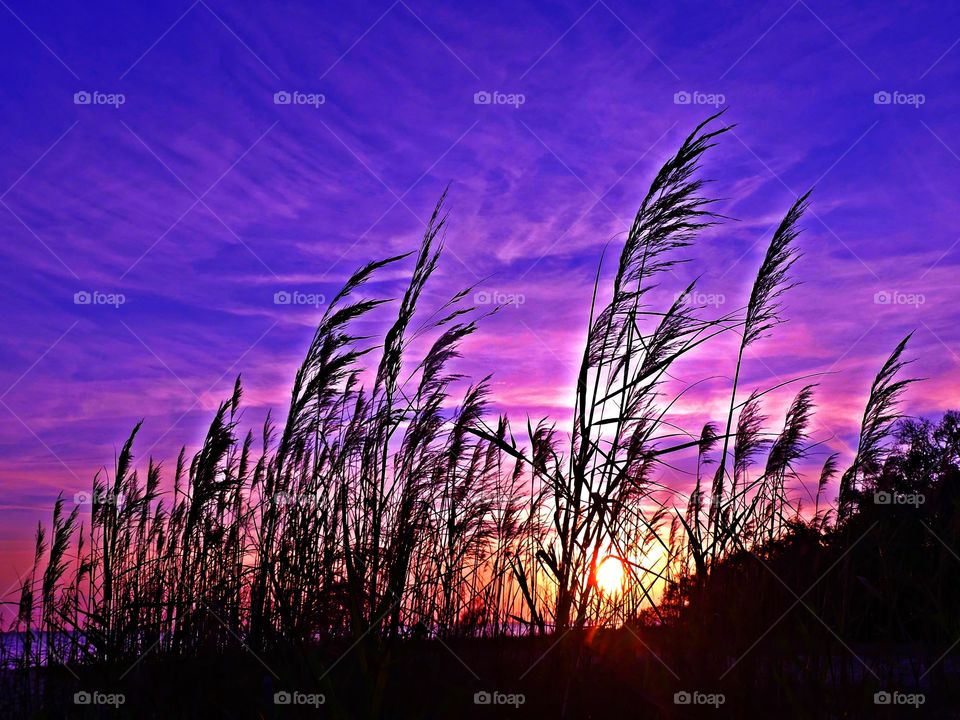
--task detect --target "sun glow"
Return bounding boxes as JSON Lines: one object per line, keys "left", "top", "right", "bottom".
{"left": 595, "top": 557, "right": 625, "bottom": 595}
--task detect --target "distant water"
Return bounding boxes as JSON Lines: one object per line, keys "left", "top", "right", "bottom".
{"left": 0, "top": 632, "right": 77, "bottom": 667}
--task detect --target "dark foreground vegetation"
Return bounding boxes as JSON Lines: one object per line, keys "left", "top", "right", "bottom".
{"left": 3, "top": 114, "right": 957, "bottom": 717}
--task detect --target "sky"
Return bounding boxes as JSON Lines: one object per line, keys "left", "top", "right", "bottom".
{"left": 1, "top": 0, "right": 959, "bottom": 596}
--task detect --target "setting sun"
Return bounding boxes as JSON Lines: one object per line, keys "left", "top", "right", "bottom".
{"left": 595, "top": 557, "right": 625, "bottom": 595}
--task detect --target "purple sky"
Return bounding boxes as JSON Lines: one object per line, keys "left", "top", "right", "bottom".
{"left": 2, "top": 1, "right": 960, "bottom": 595}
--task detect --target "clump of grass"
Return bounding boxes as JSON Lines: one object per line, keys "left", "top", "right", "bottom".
{"left": 838, "top": 333, "right": 918, "bottom": 521}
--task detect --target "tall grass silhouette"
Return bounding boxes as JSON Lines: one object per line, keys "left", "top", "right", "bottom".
{"left": 6, "top": 114, "right": 944, "bottom": 718}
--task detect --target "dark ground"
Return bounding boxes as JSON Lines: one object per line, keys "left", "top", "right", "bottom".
{"left": 3, "top": 628, "right": 955, "bottom": 719}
